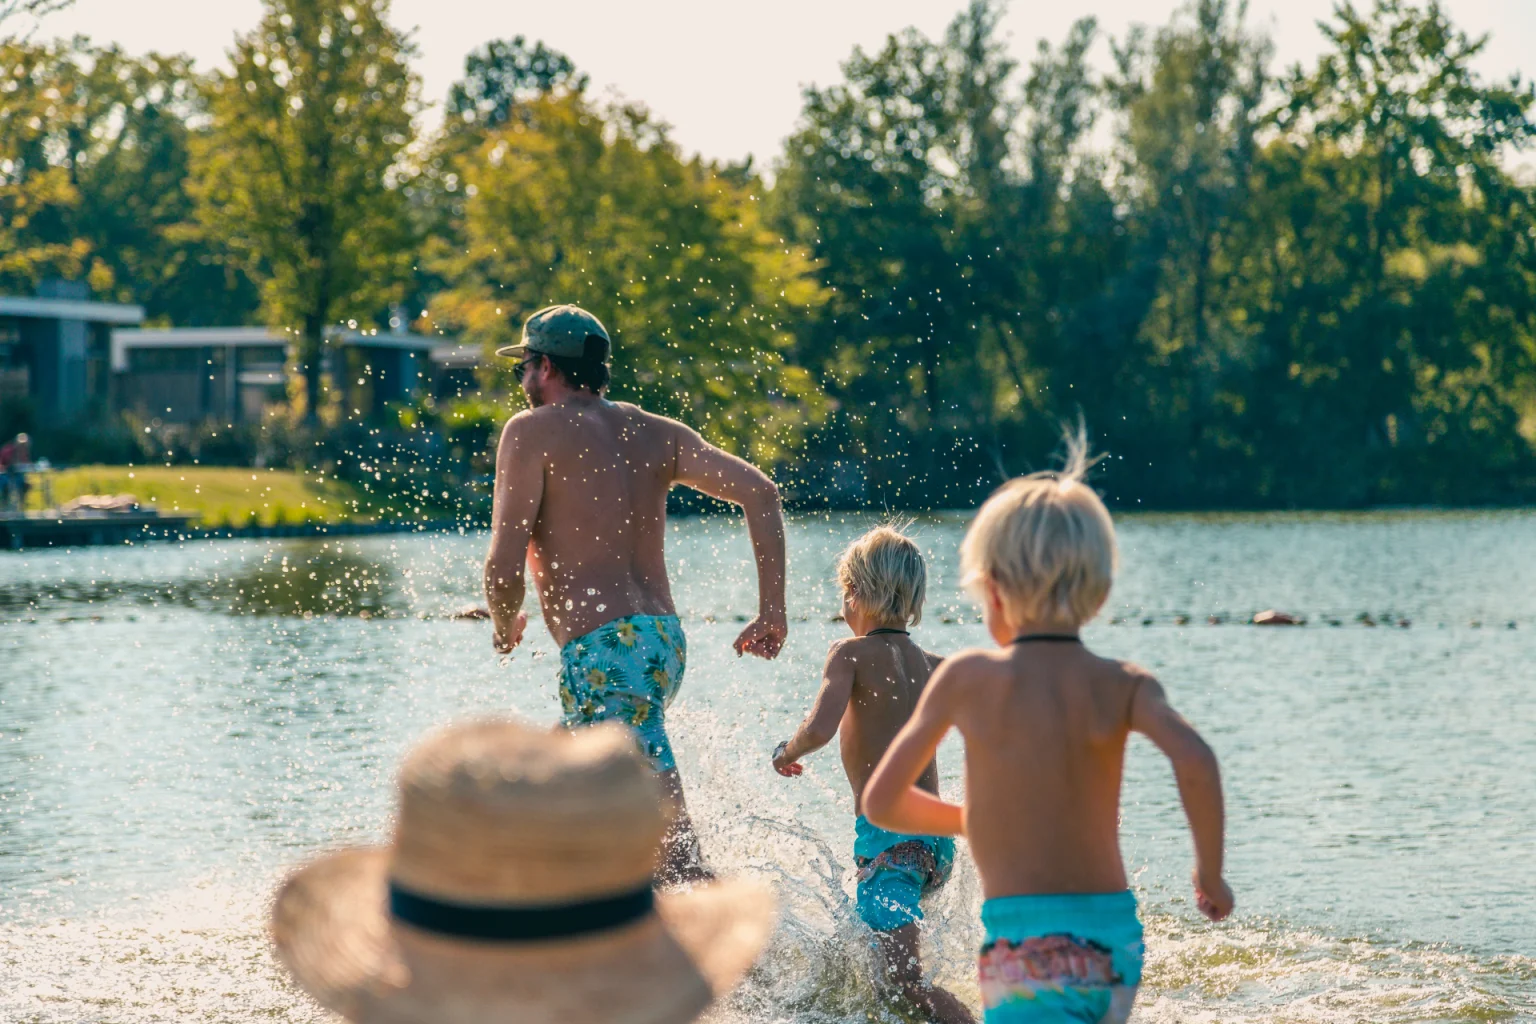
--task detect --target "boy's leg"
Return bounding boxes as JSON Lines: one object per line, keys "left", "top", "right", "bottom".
{"left": 656, "top": 767, "right": 713, "bottom": 886}
{"left": 875, "top": 924, "right": 976, "bottom": 1024}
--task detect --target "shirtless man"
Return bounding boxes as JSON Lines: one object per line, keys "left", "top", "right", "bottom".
{"left": 772, "top": 526, "right": 973, "bottom": 1024}
{"left": 863, "top": 442, "right": 1231, "bottom": 1024}
{"left": 484, "top": 304, "right": 788, "bottom": 884}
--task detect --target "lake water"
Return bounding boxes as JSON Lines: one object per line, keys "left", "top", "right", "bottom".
{"left": 2, "top": 511, "right": 1534, "bottom": 1022}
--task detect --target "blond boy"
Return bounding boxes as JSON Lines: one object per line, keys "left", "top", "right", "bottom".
{"left": 863, "top": 441, "right": 1232, "bottom": 1024}
{"left": 773, "top": 526, "right": 975, "bottom": 1024}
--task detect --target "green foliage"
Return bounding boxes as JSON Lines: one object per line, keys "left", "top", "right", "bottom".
{"left": 772, "top": 0, "right": 1536, "bottom": 507}
{"left": 191, "top": 0, "right": 419, "bottom": 422}
{"left": 405, "top": 37, "right": 585, "bottom": 324}
{"left": 6, "top": 0, "right": 1535, "bottom": 508}
{"left": 444, "top": 35, "right": 587, "bottom": 137}
{"left": 0, "top": 37, "right": 259, "bottom": 322}
{"left": 429, "top": 93, "right": 829, "bottom": 467}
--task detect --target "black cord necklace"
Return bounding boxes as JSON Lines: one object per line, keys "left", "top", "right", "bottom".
{"left": 866, "top": 627, "right": 910, "bottom": 637}
{"left": 1011, "top": 633, "right": 1081, "bottom": 644}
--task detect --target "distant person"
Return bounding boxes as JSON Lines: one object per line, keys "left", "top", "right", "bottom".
{"left": 0, "top": 432, "right": 30, "bottom": 511}
{"left": 484, "top": 304, "right": 789, "bottom": 885}
{"left": 271, "top": 718, "right": 776, "bottom": 1024}
{"left": 772, "top": 525, "right": 974, "bottom": 1024}
{"left": 863, "top": 434, "right": 1233, "bottom": 1024}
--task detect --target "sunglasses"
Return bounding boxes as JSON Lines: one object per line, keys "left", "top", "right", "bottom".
{"left": 512, "top": 355, "right": 541, "bottom": 383}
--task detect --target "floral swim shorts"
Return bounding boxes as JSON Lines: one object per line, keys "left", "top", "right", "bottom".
{"left": 557, "top": 613, "right": 686, "bottom": 772}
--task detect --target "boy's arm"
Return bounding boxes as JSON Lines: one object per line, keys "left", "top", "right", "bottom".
{"left": 1129, "top": 670, "right": 1234, "bottom": 921}
{"left": 861, "top": 659, "right": 966, "bottom": 836}
{"left": 773, "top": 644, "right": 855, "bottom": 776}
{"left": 670, "top": 421, "right": 787, "bottom": 660}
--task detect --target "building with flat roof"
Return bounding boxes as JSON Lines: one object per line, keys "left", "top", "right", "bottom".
{"left": 0, "top": 286, "right": 145, "bottom": 422}
{"left": 110, "top": 325, "right": 467, "bottom": 423}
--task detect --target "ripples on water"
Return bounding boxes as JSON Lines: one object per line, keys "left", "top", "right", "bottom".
{"left": 2, "top": 511, "right": 1534, "bottom": 1022}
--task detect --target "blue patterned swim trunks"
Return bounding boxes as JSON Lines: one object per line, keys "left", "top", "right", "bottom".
{"left": 978, "top": 890, "right": 1144, "bottom": 1023}
{"left": 854, "top": 815, "right": 956, "bottom": 933}
{"left": 558, "top": 613, "right": 686, "bottom": 772}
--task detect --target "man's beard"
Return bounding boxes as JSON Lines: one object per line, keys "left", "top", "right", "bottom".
{"left": 524, "top": 380, "right": 545, "bottom": 407}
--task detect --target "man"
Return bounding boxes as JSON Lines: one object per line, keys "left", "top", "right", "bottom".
{"left": 484, "top": 304, "right": 788, "bottom": 884}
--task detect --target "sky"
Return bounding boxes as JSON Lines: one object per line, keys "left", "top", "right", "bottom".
{"left": 23, "top": 0, "right": 1536, "bottom": 165}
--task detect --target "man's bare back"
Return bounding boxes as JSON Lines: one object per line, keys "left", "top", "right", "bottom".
{"left": 836, "top": 635, "right": 943, "bottom": 813}
{"left": 509, "top": 399, "right": 679, "bottom": 646}
{"left": 939, "top": 642, "right": 1143, "bottom": 898}
{"left": 485, "top": 390, "right": 787, "bottom": 659}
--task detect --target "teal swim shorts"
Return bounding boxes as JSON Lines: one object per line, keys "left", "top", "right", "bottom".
{"left": 853, "top": 815, "right": 955, "bottom": 933}
{"left": 978, "top": 891, "right": 1144, "bottom": 1023}
{"left": 558, "top": 613, "right": 685, "bottom": 773}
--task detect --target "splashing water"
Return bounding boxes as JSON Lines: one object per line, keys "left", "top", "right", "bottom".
{"left": 2, "top": 511, "right": 1535, "bottom": 1022}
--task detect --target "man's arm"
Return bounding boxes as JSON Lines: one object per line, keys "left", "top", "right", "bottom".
{"left": 1129, "top": 670, "right": 1233, "bottom": 921}
{"left": 861, "top": 659, "right": 966, "bottom": 836}
{"left": 483, "top": 414, "right": 544, "bottom": 654}
{"left": 773, "top": 643, "right": 856, "bottom": 776}
{"left": 671, "top": 422, "right": 787, "bottom": 659}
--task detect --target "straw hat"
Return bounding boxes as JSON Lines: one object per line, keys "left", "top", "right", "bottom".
{"left": 271, "top": 719, "right": 775, "bottom": 1024}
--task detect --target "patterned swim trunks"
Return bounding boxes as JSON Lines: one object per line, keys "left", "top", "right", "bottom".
{"left": 978, "top": 891, "right": 1144, "bottom": 1023}
{"left": 853, "top": 815, "right": 956, "bottom": 933}
{"left": 558, "top": 613, "right": 686, "bottom": 772}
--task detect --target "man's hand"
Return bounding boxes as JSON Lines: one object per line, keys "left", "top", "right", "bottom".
{"left": 733, "top": 610, "right": 787, "bottom": 659}
{"left": 1193, "top": 870, "right": 1234, "bottom": 922}
{"left": 493, "top": 611, "right": 528, "bottom": 655}
{"left": 772, "top": 741, "right": 803, "bottom": 777}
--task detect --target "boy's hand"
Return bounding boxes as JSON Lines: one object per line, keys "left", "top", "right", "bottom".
{"left": 772, "top": 741, "right": 803, "bottom": 777}
{"left": 1193, "top": 871, "right": 1234, "bottom": 922}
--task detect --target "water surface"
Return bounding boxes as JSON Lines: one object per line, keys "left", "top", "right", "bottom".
{"left": 2, "top": 511, "right": 1533, "bottom": 1021}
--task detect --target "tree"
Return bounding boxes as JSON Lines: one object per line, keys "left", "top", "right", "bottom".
{"left": 444, "top": 35, "right": 586, "bottom": 137}
{"left": 0, "top": 38, "right": 100, "bottom": 293}
{"left": 772, "top": 13, "right": 975, "bottom": 503}
{"left": 430, "top": 94, "right": 828, "bottom": 468}
{"left": 1101, "top": 0, "right": 1272, "bottom": 500}
{"left": 408, "top": 37, "right": 584, "bottom": 328}
{"left": 192, "top": 0, "right": 418, "bottom": 424}
{"left": 1242, "top": 0, "right": 1536, "bottom": 501}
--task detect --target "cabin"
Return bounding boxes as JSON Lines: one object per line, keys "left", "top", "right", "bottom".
{"left": 110, "top": 326, "right": 462, "bottom": 423}
{"left": 0, "top": 283, "right": 145, "bottom": 423}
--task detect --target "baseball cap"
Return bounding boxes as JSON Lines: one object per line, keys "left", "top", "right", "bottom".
{"left": 496, "top": 304, "right": 611, "bottom": 361}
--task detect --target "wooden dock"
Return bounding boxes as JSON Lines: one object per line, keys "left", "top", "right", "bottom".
{"left": 0, "top": 511, "right": 196, "bottom": 549}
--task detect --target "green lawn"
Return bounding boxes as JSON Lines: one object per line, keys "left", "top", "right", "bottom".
{"left": 27, "top": 465, "right": 376, "bottom": 528}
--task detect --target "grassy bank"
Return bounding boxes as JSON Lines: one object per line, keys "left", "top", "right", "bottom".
{"left": 27, "top": 466, "right": 381, "bottom": 528}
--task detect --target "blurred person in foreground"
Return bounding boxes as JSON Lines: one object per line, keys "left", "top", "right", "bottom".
{"left": 271, "top": 718, "right": 776, "bottom": 1024}
{"left": 484, "top": 304, "right": 788, "bottom": 884}
{"left": 773, "top": 525, "right": 974, "bottom": 1023}
{"left": 863, "top": 431, "right": 1232, "bottom": 1024}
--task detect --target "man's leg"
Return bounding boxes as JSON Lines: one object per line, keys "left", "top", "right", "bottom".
{"left": 875, "top": 924, "right": 975, "bottom": 1024}
{"left": 655, "top": 768, "right": 713, "bottom": 886}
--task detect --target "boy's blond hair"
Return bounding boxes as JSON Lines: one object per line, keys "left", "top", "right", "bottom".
{"left": 836, "top": 525, "right": 927, "bottom": 627}
{"left": 960, "top": 431, "right": 1116, "bottom": 629}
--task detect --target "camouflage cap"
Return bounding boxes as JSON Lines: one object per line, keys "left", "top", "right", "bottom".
{"left": 496, "top": 304, "right": 611, "bottom": 361}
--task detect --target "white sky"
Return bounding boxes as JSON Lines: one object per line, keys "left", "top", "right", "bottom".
{"left": 27, "top": 0, "right": 1536, "bottom": 165}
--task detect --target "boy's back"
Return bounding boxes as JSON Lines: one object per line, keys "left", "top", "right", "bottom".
{"left": 939, "top": 641, "right": 1143, "bottom": 897}
{"left": 836, "top": 633, "right": 943, "bottom": 813}
{"left": 861, "top": 435, "right": 1230, "bottom": 1023}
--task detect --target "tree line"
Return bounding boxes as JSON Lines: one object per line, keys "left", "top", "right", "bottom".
{"left": 2, "top": 0, "right": 1534, "bottom": 508}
